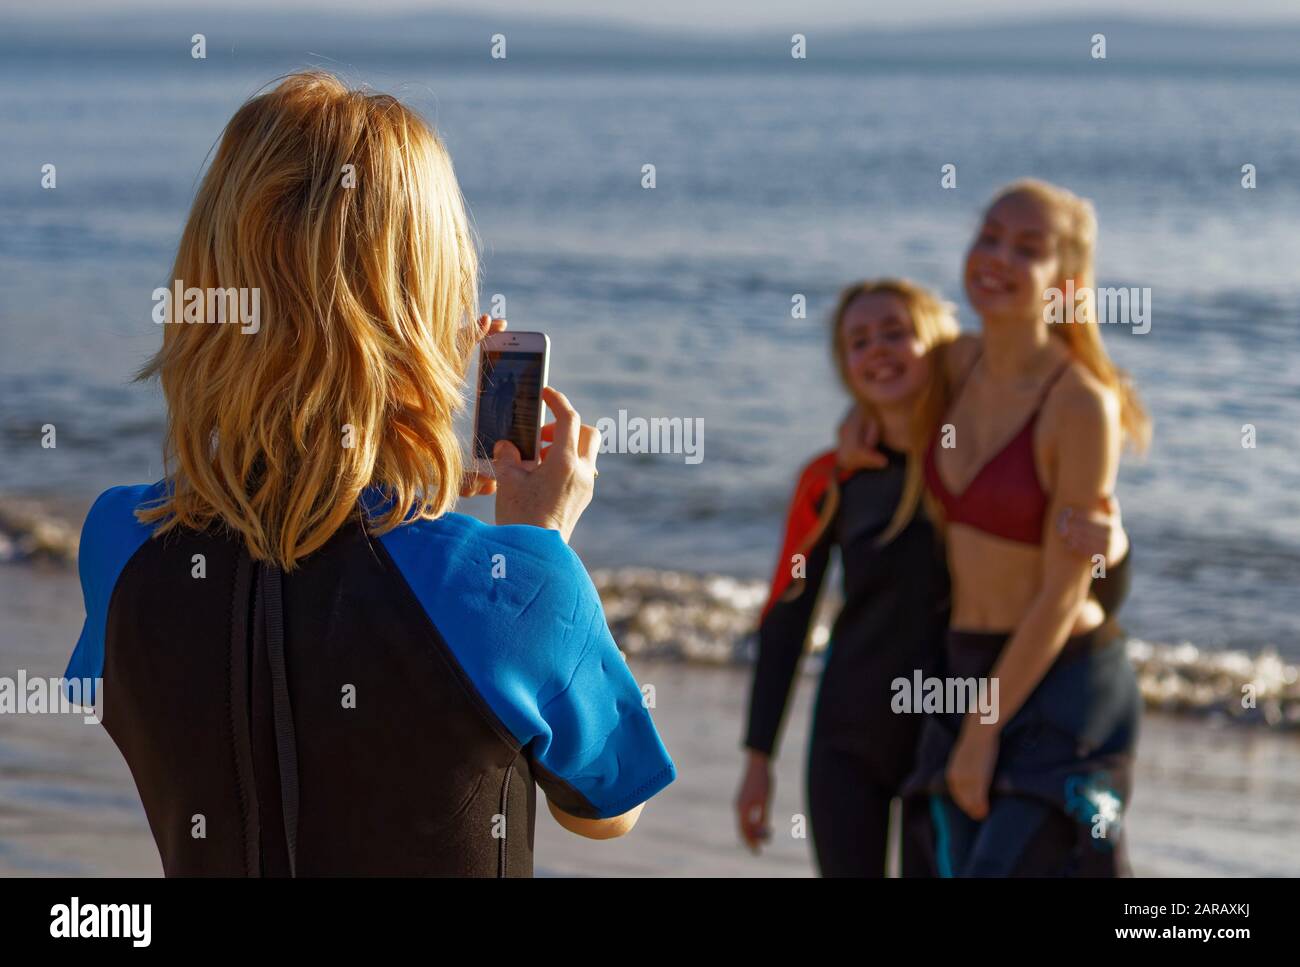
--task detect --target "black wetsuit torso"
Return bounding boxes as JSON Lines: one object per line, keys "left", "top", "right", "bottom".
{"left": 744, "top": 447, "right": 949, "bottom": 876}
{"left": 63, "top": 483, "right": 676, "bottom": 876}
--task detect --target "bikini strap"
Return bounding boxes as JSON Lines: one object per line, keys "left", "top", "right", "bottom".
{"left": 1036, "top": 357, "right": 1073, "bottom": 406}
{"left": 952, "top": 346, "right": 1069, "bottom": 418}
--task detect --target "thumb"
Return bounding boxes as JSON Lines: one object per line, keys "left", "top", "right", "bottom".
{"left": 493, "top": 440, "right": 524, "bottom": 474}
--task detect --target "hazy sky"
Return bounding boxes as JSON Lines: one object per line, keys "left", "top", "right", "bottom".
{"left": 37, "top": 0, "right": 1300, "bottom": 30}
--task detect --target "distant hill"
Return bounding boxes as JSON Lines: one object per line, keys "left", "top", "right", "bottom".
{"left": 2, "top": 9, "right": 1298, "bottom": 70}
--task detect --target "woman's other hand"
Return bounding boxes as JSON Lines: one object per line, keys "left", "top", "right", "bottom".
{"left": 493, "top": 386, "right": 600, "bottom": 543}
{"left": 946, "top": 721, "right": 999, "bottom": 821}
{"left": 1056, "top": 494, "right": 1128, "bottom": 567}
{"left": 736, "top": 750, "right": 774, "bottom": 853}
{"left": 836, "top": 404, "right": 889, "bottom": 471}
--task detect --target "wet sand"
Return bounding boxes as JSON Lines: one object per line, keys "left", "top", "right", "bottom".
{"left": 3, "top": 562, "right": 1299, "bottom": 877}
{"left": 534, "top": 661, "right": 1300, "bottom": 877}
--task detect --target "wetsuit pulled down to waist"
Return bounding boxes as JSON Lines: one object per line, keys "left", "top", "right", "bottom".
{"left": 901, "top": 624, "right": 1141, "bottom": 877}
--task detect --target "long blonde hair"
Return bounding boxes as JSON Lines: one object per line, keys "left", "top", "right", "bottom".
{"left": 796, "top": 279, "right": 959, "bottom": 562}
{"left": 136, "top": 71, "right": 479, "bottom": 569}
{"left": 991, "top": 178, "right": 1151, "bottom": 452}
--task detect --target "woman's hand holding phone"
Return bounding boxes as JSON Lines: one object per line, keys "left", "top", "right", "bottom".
{"left": 459, "top": 314, "right": 599, "bottom": 541}
{"left": 493, "top": 386, "right": 600, "bottom": 543}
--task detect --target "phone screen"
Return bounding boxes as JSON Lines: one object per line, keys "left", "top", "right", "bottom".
{"left": 474, "top": 349, "right": 545, "bottom": 461}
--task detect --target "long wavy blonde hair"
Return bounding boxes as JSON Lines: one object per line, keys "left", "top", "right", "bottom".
{"left": 992, "top": 178, "right": 1151, "bottom": 452}
{"left": 136, "top": 71, "right": 479, "bottom": 569}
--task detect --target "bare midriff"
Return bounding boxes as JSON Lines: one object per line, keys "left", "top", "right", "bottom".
{"left": 945, "top": 523, "right": 1106, "bottom": 635}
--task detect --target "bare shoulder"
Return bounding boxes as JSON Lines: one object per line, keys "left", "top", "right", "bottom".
{"left": 1051, "top": 361, "right": 1118, "bottom": 425}
{"left": 1038, "top": 360, "right": 1120, "bottom": 501}
{"left": 1044, "top": 360, "right": 1120, "bottom": 481}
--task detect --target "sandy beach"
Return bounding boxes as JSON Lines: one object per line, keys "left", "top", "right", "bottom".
{"left": 3, "top": 559, "right": 1298, "bottom": 877}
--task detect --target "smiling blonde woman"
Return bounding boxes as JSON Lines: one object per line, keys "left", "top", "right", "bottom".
{"left": 906, "top": 179, "right": 1147, "bottom": 877}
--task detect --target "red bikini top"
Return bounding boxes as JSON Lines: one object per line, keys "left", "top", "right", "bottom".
{"left": 923, "top": 355, "right": 1071, "bottom": 545}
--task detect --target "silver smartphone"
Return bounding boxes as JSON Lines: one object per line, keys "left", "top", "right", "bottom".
{"left": 471, "top": 330, "right": 550, "bottom": 476}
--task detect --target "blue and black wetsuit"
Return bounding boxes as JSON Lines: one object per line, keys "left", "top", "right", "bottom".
{"left": 899, "top": 562, "right": 1137, "bottom": 878}
{"left": 744, "top": 447, "right": 951, "bottom": 877}
{"left": 63, "top": 482, "right": 676, "bottom": 877}
{"left": 902, "top": 624, "right": 1139, "bottom": 877}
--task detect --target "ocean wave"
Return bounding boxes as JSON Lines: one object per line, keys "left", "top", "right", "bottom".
{"left": 0, "top": 499, "right": 79, "bottom": 564}
{"left": 590, "top": 566, "right": 1300, "bottom": 731}
{"left": 4, "top": 497, "right": 1297, "bottom": 731}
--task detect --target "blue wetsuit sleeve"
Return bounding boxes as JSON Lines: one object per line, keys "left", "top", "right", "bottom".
{"left": 378, "top": 515, "right": 676, "bottom": 820}
{"left": 63, "top": 484, "right": 159, "bottom": 705}
{"left": 526, "top": 560, "right": 677, "bottom": 819}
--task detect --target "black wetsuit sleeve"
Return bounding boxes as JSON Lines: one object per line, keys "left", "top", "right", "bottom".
{"left": 743, "top": 514, "right": 834, "bottom": 758}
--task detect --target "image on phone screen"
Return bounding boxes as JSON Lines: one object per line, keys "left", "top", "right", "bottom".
{"left": 474, "top": 349, "right": 544, "bottom": 462}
